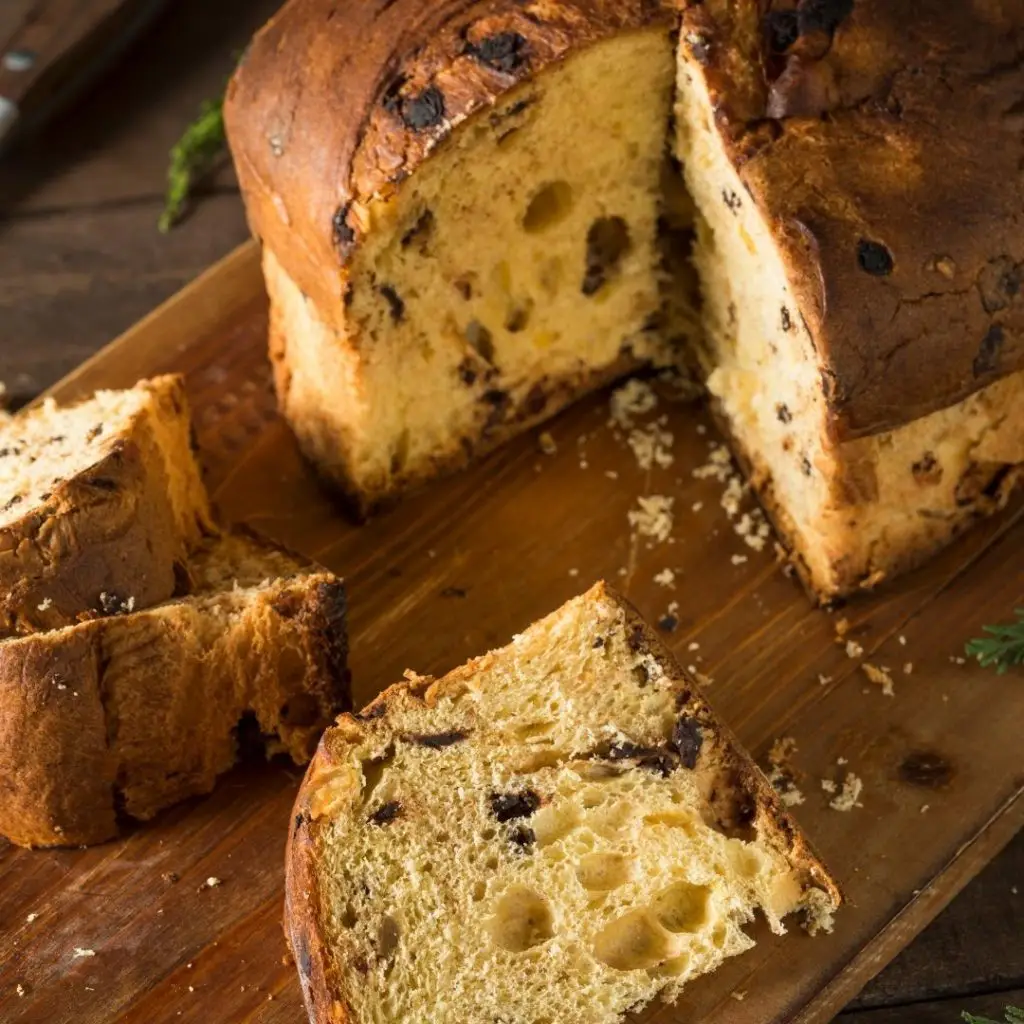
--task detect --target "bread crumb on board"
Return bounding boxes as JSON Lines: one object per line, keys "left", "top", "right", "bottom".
{"left": 844, "top": 639, "right": 864, "bottom": 659}
{"left": 72, "top": 947, "right": 96, "bottom": 958}
{"left": 862, "top": 662, "right": 895, "bottom": 697}
{"left": 765, "top": 737, "right": 805, "bottom": 807}
{"left": 628, "top": 495, "right": 674, "bottom": 545}
{"left": 653, "top": 568, "right": 676, "bottom": 588}
{"left": 827, "top": 773, "right": 864, "bottom": 811}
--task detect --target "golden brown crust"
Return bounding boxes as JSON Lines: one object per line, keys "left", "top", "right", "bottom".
{"left": 682, "top": 0, "right": 1024, "bottom": 440}
{"left": 285, "top": 582, "right": 840, "bottom": 1022}
{"left": 0, "top": 375, "right": 212, "bottom": 637}
{"left": 225, "top": 0, "right": 678, "bottom": 318}
{"left": 0, "top": 544, "right": 350, "bottom": 849}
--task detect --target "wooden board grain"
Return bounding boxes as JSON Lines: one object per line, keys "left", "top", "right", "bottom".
{"left": 0, "top": 242, "right": 1022, "bottom": 1024}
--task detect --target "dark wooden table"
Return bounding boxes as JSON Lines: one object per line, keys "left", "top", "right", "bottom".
{"left": 0, "top": 3, "right": 1020, "bottom": 1021}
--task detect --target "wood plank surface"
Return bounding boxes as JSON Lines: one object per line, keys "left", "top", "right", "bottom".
{"left": 0, "top": 243, "right": 1021, "bottom": 1024}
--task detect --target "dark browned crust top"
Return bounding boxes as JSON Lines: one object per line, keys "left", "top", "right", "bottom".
{"left": 285, "top": 582, "right": 840, "bottom": 1023}
{"left": 225, "top": 0, "right": 679, "bottom": 317}
{"left": 684, "top": 0, "right": 1024, "bottom": 438}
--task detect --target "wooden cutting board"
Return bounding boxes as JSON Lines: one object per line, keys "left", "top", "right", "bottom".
{"left": 1, "top": 242, "right": 1022, "bottom": 1024}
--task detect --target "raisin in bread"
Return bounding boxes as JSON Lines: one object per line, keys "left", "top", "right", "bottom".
{"left": 0, "top": 375, "right": 212, "bottom": 636}
{"left": 287, "top": 583, "right": 839, "bottom": 1024}
{"left": 0, "top": 529, "right": 349, "bottom": 848}
{"left": 228, "top": 0, "right": 1024, "bottom": 599}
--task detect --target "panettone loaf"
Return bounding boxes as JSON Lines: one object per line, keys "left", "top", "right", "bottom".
{"left": 227, "top": 0, "right": 1024, "bottom": 598}
{"left": 0, "top": 375, "right": 212, "bottom": 635}
{"left": 287, "top": 583, "right": 839, "bottom": 1024}
{"left": 0, "top": 528, "right": 349, "bottom": 848}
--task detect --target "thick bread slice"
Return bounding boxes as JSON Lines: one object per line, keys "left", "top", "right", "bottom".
{"left": 0, "top": 375, "right": 213, "bottom": 636}
{"left": 0, "top": 529, "right": 350, "bottom": 848}
{"left": 287, "top": 583, "right": 839, "bottom": 1024}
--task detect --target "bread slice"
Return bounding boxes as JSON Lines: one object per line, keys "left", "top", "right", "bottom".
{"left": 287, "top": 583, "right": 839, "bottom": 1024}
{"left": 0, "top": 375, "right": 213, "bottom": 636}
{"left": 0, "top": 529, "right": 349, "bottom": 848}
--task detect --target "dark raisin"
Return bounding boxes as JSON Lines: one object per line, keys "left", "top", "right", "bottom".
{"left": 489, "top": 98, "right": 534, "bottom": 128}
{"left": 401, "top": 85, "right": 446, "bottom": 130}
{"left": 1, "top": 494, "right": 23, "bottom": 512}
{"left": 607, "top": 742, "right": 676, "bottom": 777}
{"left": 657, "top": 614, "right": 679, "bottom": 633}
{"left": 370, "top": 801, "right": 402, "bottom": 825}
{"left": 39, "top": 492, "right": 51, "bottom": 501}
{"left": 408, "top": 730, "right": 467, "bottom": 749}
{"left": 454, "top": 277, "right": 474, "bottom": 300}
{"left": 466, "top": 32, "right": 529, "bottom": 74}
{"left": 440, "top": 586, "right": 468, "bottom": 598}
{"left": 627, "top": 623, "right": 647, "bottom": 654}
{"left": 482, "top": 389, "right": 511, "bottom": 433}
{"left": 912, "top": 452, "right": 942, "bottom": 485}
{"left": 508, "top": 825, "right": 535, "bottom": 849}
{"left": 332, "top": 204, "right": 356, "bottom": 250}
{"left": 722, "top": 189, "right": 742, "bottom": 212}
{"left": 798, "top": 0, "right": 854, "bottom": 36}
{"left": 801, "top": 455, "right": 813, "bottom": 476}
{"left": 671, "top": 716, "right": 703, "bottom": 769}
{"left": 379, "top": 284, "right": 406, "bottom": 323}
{"left": 86, "top": 477, "right": 118, "bottom": 491}
{"left": 592, "top": 636, "right": 605, "bottom": 648}
{"left": 0, "top": 448, "right": 18, "bottom": 458}
{"left": 401, "top": 209, "right": 434, "bottom": 249}
{"left": 490, "top": 790, "right": 540, "bottom": 822}
{"left": 776, "top": 403, "right": 792, "bottom": 424}
{"left": 781, "top": 306, "right": 793, "bottom": 331}
{"left": 973, "top": 324, "right": 1004, "bottom": 376}
{"left": 505, "top": 306, "right": 529, "bottom": 333}
{"left": 86, "top": 424, "right": 104, "bottom": 441}
{"left": 582, "top": 216, "right": 631, "bottom": 296}
{"left": 523, "top": 384, "right": 547, "bottom": 417}
{"left": 47, "top": 435, "right": 66, "bottom": 445}
{"left": 764, "top": 10, "right": 800, "bottom": 52}
{"left": 458, "top": 360, "right": 478, "bottom": 385}
{"left": 466, "top": 321, "right": 494, "bottom": 362}
{"left": 633, "top": 664, "right": 650, "bottom": 687}
{"left": 856, "top": 239, "right": 894, "bottom": 276}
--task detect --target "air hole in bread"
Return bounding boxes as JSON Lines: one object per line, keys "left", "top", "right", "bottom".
{"left": 592, "top": 909, "right": 674, "bottom": 971}
{"left": 575, "top": 852, "right": 632, "bottom": 892}
{"left": 487, "top": 886, "right": 554, "bottom": 952}
{"left": 361, "top": 746, "right": 395, "bottom": 804}
{"left": 522, "top": 180, "right": 574, "bottom": 233}
{"left": 649, "top": 881, "right": 711, "bottom": 934}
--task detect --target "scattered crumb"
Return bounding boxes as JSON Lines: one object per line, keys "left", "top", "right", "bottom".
{"left": 578, "top": 460, "right": 588, "bottom": 470}
{"left": 692, "top": 443, "right": 732, "bottom": 483}
{"left": 730, "top": 554, "right": 748, "bottom": 566}
{"left": 687, "top": 641, "right": 700, "bottom": 652}
{"left": 162, "top": 872, "right": 180, "bottom": 884}
{"left": 608, "top": 379, "right": 657, "bottom": 428}
{"left": 617, "top": 567, "right": 628, "bottom": 577}
{"left": 696, "top": 423, "right": 707, "bottom": 435}
{"left": 188, "top": 986, "right": 195, "bottom": 993}
{"left": 949, "top": 655, "right": 966, "bottom": 665}
{"left": 731, "top": 991, "right": 747, "bottom": 1001}
{"left": 844, "top": 639, "right": 864, "bottom": 659}
{"left": 834, "top": 617, "right": 850, "bottom": 637}
{"left": 903, "top": 662, "right": 913, "bottom": 675}
{"left": 692, "top": 670, "right": 715, "bottom": 688}
{"left": 198, "top": 877, "right": 222, "bottom": 892}
{"left": 16, "top": 983, "right": 25, "bottom": 997}
{"left": 568, "top": 568, "right": 579, "bottom": 578}
{"left": 820, "top": 779, "right": 837, "bottom": 794}
{"left": 73, "top": 948, "right": 96, "bottom": 958}
{"left": 537, "top": 431, "right": 557, "bottom": 455}
{"left": 627, "top": 422, "right": 674, "bottom": 470}
{"left": 604, "top": 470, "right": 618, "bottom": 480}
{"left": 828, "top": 772, "right": 864, "bottom": 811}
{"left": 837, "top": 756, "right": 848, "bottom": 765}
{"left": 920, "top": 804, "right": 930, "bottom": 814}
{"left": 691, "top": 501, "right": 703, "bottom": 512}
{"left": 653, "top": 568, "right": 676, "bottom": 588}
{"left": 898, "top": 635, "right": 907, "bottom": 646}
{"left": 862, "top": 663, "right": 895, "bottom": 697}
{"left": 1013, "top": 886, "right": 1019, "bottom": 895}
{"left": 628, "top": 495, "right": 674, "bottom": 545}
{"left": 818, "top": 674, "right": 832, "bottom": 686}
{"left": 37, "top": 598, "right": 52, "bottom": 612}
{"left": 25, "top": 913, "right": 38, "bottom": 923}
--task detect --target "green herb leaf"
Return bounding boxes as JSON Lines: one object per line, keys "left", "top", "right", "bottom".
{"left": 159, "top": 94, "right": 227, "bottom": 233}
{"left": 961, "top": 1006, "right": 1024, "bottom": 1023}
{"left": 965, "top": 609, "right": 1024, "bottom": 674}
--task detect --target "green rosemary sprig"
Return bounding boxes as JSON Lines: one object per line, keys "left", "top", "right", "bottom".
{"left": 961, "top": 1007, "right": 1024, "bottom": 1023}
{"left": 965, "top": 609, "right": 1024, "bottom": 674}
{"left": 159, "top": 94, "right": 227, "bottom": 232}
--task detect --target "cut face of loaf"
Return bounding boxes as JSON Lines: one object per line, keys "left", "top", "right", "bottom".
{"left": 0, "top": 375, "right": 213, "bottom": 635}
{"left": 231, "top": 0, "right": 1024, "bottom": 599}
{"left": 288, "top": 583, "right": 839, "bottom": 1024}
{"left": 0, "top": 529, "right": 350, "bottom": 848}
{"left": 258, "top": 24, "right": 680, "bottom": 513}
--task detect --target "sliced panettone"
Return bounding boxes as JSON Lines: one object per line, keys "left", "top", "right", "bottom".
{"left": 229, "top": 0, "right": 1024, "bottom": 600}
{"left": 0, "top": 529, "right": 350, "bottom": 849}
{"left": 287, "top": 583, "right": 839, "bottom": 1024}
{"left": 0, "top": 374, "right": 213, "bottom": 636}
